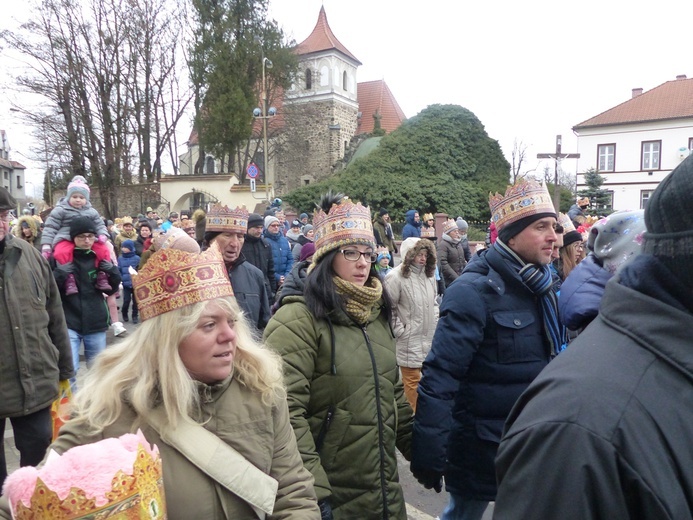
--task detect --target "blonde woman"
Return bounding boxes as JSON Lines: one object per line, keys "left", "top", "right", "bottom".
{"left": 0, "top": 247, "right": 319, "bottom": 519}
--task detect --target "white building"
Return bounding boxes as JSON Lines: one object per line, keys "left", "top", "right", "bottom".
{"left": 573, "top": 75, "right": 693, "bottom": 211}
{"left": 0, "top": 130, "right": 28, "bottom": 209}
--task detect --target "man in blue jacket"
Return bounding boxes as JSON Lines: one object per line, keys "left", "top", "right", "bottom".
{"left": 402, "top": 209, "right": 421, "bottom": 240}
{"left": 411, "top": 179, "right": 559, "bottom": 520}
{"left": 263, "top": 215, "right": 293, "bottom": 290}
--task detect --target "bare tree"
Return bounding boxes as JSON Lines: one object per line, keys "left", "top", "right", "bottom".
{"left": 3, "top": 0, "right": 192, "bottom": 218}
{"left": 511, "top": 138, "right": 529, "bottom": 183}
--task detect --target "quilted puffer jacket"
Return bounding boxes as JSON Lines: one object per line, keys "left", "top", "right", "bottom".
{"left": 264, "top": 293, "right": 413, "bottom": 519}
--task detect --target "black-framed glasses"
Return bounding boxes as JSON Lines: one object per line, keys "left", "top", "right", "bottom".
{"left": 339, "top": 249, "right": 378, "bottom": 263}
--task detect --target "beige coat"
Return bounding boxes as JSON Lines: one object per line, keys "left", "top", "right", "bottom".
{"left": 0, "top": 377, "right": 319, "bottom": 520}
{"left": 384, "top": 238, "right": 438, "bottom": 368}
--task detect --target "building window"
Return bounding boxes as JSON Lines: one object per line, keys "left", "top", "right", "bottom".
{"left": 305, "top": 69, "right": 312, "bottom": 90}
{"left": 16, "top": 175, "right": 22, "bottom": 189}
{"left": 342, "top": 71, "right": 347, "bottom": 91}
{"left": 344, "top": 140, "right": 348, "bottom": 157}
{"left": 689, "top": 137, "right": 693, "bottom": 152}
{"left": 597, "top": 144, "right": 615, "bottom": 172}
{"left": 640, "top": 190, "right": 654, "bottom": 209}
{"left": 253, "top": 152, "right": 265, "bottom": 183}
{"left": 641, "top": 140, "right": 661, "bottom": 170}
{"left": 205, "top": 156, "right": 215, "bottom": 175}
{"left": 3, "top": 171, "right": 7, "bottom": 180}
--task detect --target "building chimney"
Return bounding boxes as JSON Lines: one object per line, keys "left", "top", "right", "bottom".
{"left": 632, "top": 88, "right": 643, "bottom": 98}
{"left": 676, "top": 74, "right": 687, "bottom": 80}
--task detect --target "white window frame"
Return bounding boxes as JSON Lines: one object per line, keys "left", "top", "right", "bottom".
{"left": 641, "top": 141, "right": 661, "bottom": 171}
{"left": 597, "top": 144, "right": 615, "bottom": 172}
{"left": 640, "top": 190, "right": 654, "bottom": 209}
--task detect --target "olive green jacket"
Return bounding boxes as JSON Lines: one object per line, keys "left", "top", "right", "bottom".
{"left": 264, "top": 296, "right": 413, "bottom": 520}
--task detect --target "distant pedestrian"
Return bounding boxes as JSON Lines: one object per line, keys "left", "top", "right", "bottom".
{"left": 437, "top": 219, "right": 468, "bottom": 288}
{"left": 242, "top": 212, "right": 277, "bottom": 301}
{"left": 402, "top": 209, "right": 421, "bottom": 240}
{"left": 373, "top": 208, "right": 397, "bottom": 265}
{"left": 264, "top": 215, "right": 293, "bottom": 290}
{"left": 117, "top": 239, "right": 141, "bottom": 324}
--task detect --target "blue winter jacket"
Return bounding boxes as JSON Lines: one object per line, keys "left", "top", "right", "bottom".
{"left": 401, "top": 210, "right": 421, "bottom": 240}
{"left": 117, "top": 251, "right": 141, "bottom": 289}
{"left": 558, "top": 254, "right": 612, "bottom": 331}
{"left": 412, "top": 245, "right": 552, "bottom": 500}
{"left": 264, "top": 230, "right": 294, "bottom": 282}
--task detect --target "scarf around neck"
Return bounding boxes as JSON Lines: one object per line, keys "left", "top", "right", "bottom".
{"left": 333, "top": 275, "right": 383, "bottom": 325}
{"left": 494, "top": 239, "right": 566, "bottom": 357}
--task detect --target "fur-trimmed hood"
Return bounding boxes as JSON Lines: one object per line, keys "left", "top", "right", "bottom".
{"left": 399, "top": 237, "right": 436, "bottom": 278}
{"left": 192, "top": 208, "right": 206, "bottom": 223}
{"left": 13, "top": 215, "right": 41, "bottom": 242}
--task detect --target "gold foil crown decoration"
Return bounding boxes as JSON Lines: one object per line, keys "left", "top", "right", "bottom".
{"left": 489, "top": 179, "right": 555, "bottom": 231}
{"left": 312, "top": 197, "right": 376, "bottom": 264}
{"left": 205, "top": 204, "right": 249, "bottom": 234}
{"left": 133, "top": 246, "right": 234, "bottom": 321}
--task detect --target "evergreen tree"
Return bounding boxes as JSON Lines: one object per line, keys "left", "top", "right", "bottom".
{"left": 283, "top": 104, "right": 511, "bottom": 221}
{"left": 578, "top": 168, "right": 613, "bottom": 214}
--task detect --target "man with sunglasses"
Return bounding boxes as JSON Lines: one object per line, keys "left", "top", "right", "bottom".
{"left": 0, "top": 187, "right": 74, "bottom": 489}
{"left": 411, "top": 179, "right": 559, "bottom": 520}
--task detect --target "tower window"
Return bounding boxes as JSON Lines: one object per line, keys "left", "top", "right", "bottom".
{"left": 305, "top": 69, "right": 312, "bottom": 90}
{"left": 205, "top": 156, "right": 215, "bottom": 175}
{"left": 342, "top": 71, "right": 347, "bottom": 91}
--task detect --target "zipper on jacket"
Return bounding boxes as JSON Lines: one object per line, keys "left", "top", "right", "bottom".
{"left": 314, "top": 405, "right": 335, "bottom": 453}
{"left": 362, "top": 325, "right": 390, "bottom": 520}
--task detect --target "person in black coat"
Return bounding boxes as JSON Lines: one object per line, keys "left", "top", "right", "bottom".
{"left": 204, "top": 207, "right": 271, "bottom": 335}
{"left": 241, "top": 213, "right": 277, "bottom": 301}
{"left": 411, "top": 179, "right": 559, "bottom": 520}
{"left": 495, "top": 155, "right": 693, "bottom": 520}
{"left": 53, "top": 216, "right": 121, "bottom": 379}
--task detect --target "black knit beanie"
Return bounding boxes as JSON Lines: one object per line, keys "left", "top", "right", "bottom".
{"left": 70, "top": 216, "right": 98, "bottom": 239}
{"left": 498, "top": 212, "right": 556, "bottom": 243}
{"left": 643, "top": 154, "right": 693, "bottom": 289}
{"left": 563, "top": 230, "right": 583, "bottom": 247}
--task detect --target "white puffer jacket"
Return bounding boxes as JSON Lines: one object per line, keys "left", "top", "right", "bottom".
{"left": 384, "top": 237, "right": 438, "bottom": 368}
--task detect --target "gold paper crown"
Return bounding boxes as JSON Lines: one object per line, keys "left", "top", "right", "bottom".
{"left": 205, "top": 204, "right": 249, "bottom": 234}
{"left": 489, "top": 179, "right": 555, "bottom": 231}
{"left": 442, "top": 219, "right": 458, "bottom": 234}
{"left": 557, "top": 212, "right": 576, "bottom": 233}
{"left": 12, "top": 444, "right": 165, "bottom": 520}
{"left": 313, "top": 197, "right": 376, "bottom": 264}
{"left": 133, "top": 246, "right": 234, "bottom": 321}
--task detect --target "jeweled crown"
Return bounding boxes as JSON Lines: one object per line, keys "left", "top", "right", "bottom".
{"left": 205, "top": 204, "right": 249, "bottom": 234}
{"left": 133, "top": 246, "right": 234, "bottom": 321}
{"left": 313, "top": 197, "right": 375, "bottom": 264}
{"left": 489, "top": 179, "right": 555, "bottom": 231}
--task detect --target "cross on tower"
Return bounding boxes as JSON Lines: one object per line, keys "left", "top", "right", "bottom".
{"left": 537, "top": 135, "right": 580, "bottom": 211}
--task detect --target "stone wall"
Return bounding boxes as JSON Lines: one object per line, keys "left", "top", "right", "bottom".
{"left": 276, "top": 98, "right": 358, "bottom": 194}
{"left": 53, "top": 183, "right": 163, "bottom": 219}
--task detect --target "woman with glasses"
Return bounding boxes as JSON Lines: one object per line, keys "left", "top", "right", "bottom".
{"left": 264, "top": 192, "right": 413, "bottom": 520}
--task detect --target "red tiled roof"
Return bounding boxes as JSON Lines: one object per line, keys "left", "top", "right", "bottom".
{"left": 0, "top": 158, "right": 26, "bottom": 169}
{"left": 356, "top": 80, "right": 406, "bottom": 135}
{"left": 574, "top": 76, "right": 693, "bottom": 129}
{"left": 295, "top": 6, "right": 361, "bottom": 65}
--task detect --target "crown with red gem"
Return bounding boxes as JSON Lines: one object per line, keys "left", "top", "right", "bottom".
{"left": 205, "top": 204, "right": 249, "bottom": 234}
{"left": 312, "top": 196, "right": 375, "bottom": 264}
{"left": 132, "top": 246, "right": 234, "bottom": 321}
{"left": 489, "top": 179, "right": 555, "bottom": 231}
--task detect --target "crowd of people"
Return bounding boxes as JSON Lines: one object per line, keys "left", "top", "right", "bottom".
{"left": 1, "top": 153, "right": 692, "bottom": 519}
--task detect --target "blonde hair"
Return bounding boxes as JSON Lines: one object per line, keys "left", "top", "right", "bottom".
{"left": 559, "top": 241, "right": 582, "bottom": 280}
{"left": 68, "top": 297, "right": 284, "bottom": 433}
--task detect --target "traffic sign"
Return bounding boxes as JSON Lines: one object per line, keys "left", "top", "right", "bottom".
{"left": 250, "top": 178, "right": 256, "bottom": 192}
{"left": 247, "top": 162, "right": 259, "bottom": 179}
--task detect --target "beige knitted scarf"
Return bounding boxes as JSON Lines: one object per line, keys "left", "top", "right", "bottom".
{"left": 333, "top": 275, "right": 383, "bottom": 325}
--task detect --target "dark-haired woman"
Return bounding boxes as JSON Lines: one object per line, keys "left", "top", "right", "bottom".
{"left": 264, "top": 193, "right": 413, "bottom": 520}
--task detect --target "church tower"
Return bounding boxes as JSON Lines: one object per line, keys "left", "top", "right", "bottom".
{"left": 276, "top": 6, "right": 361, "bottom": 191}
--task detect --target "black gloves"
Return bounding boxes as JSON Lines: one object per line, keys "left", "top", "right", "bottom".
{"left": 412, "top": 468, "right": 443, "bottom": 493}
{"left": 318, "top": 499, "right": 334, "bottom": 520}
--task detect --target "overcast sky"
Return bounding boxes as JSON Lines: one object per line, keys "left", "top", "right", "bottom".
{"left": 3, "top": 0, "right": 693, "bottom": 190}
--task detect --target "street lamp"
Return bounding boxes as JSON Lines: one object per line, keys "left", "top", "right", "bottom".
{"left": 253, "top": 55, "right": 277, "bottom": 204}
